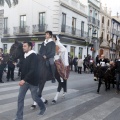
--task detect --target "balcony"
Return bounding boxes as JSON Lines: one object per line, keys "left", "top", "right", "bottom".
{"left": 33, "top": 24, "right": 47, "bottom": 34}
{"left": 61, "top": 25, "right": 88, "bottom": 38}
{"left": 88, "top": 16, "right": 100, "bottom": 27}
{"left": 13, "top": 26, "right": 30, "bottom": 36}
{"left": 112, "top": 28, "right": 116, "bottom": 35}
{"left": 3, "top": 28, "right": 10, "bottom": 36}
{"left": 116, "top": 31, "right": 120, "bottom": 37}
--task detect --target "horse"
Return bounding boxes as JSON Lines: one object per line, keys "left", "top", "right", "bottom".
{"left": 9, "top": 41, "right": 69, "bottom": 108}
{"left": 96, "top": 64, "right": 116, "bottom": 93}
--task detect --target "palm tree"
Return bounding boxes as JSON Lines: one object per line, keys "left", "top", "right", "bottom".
{"left": 0, "top": 0, "right": 18, "bottom": 8}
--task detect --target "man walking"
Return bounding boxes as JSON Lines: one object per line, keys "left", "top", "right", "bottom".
{"left": 15, "top": 42, "right": 46, "bottom": 120}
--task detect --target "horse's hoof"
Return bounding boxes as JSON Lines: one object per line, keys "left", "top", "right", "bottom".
{"left": 44, "top": 100, "right": 48, "bottom": 105}
{"left": 97, "top": 90, "right": 99, "bottom": 94}
{"left": 51, "top": 100, "right": 56, "bottom": 105}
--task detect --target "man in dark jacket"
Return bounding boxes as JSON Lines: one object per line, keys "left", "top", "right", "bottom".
{"left": 115, "top": 56, "right": 120, "bottom": 94}
{"left": 73, "top": 56, "right": 78, "bottom": 72}
{"left": 0, "top": 48, "right": 6, "bottom": 83}
{"left": 15, "top": 42, "right": 46, "bottom": 120}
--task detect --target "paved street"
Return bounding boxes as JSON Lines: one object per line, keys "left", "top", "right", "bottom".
{"left": 0, "top": 71, "right": 120, "bottom": 120}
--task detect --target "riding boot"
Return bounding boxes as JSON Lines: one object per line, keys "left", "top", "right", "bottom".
{"left": 50, "top": 65, "right": 56, "bottom": 83}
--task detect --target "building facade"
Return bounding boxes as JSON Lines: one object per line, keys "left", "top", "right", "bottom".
{"left": 87, "top": 0, "right": 100, "bottom": 59}
{"left": 1, "top": 0, "right": 88, "bottom": 59}
{"left": 99, "top": 4, "right": 112, "bottom": 58}
{"left": 110, "top": 17, "right": 120, "bottom": 60}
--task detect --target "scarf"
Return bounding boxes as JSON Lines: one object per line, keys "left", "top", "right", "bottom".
{"left": 44, "top": 38, "right": 53, "bottom": 46}
{"left": 24, "top": 50, "right": 36, "bottom": 58}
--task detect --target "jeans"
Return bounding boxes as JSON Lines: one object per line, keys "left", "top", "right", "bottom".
{"left": 116, "top": 73, "right": 120, "bottom": 91}
{"left": 16, "top": 82, "right": 45, "bottom": 120}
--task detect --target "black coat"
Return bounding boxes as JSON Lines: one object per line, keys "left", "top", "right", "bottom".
{"left": 39, "top": 41, "right": 55, "bottom": 59}
{"left": 115, "top": 60, "right": 120, "bottom": 73}
{"left": 0, "top": 54, "right": 6, "bottom": 71}
{"left": 21, "top": 53, "right": 39, "bottom": 86}
{"left": 7, "top": 60, "right": 15, "bottom": 69}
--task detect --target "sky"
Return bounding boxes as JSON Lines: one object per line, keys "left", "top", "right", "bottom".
{"left": 101, "top": 0, "right": 120, "bottom": 16}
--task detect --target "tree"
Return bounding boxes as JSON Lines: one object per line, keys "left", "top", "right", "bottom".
{"left": 0, "top": 0, "right": 18, "bottom": 8}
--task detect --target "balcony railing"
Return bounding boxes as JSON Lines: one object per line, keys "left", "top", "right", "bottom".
{"left": 61, "top": 25, "right": 88, "bottom": 38}
{"left": 88, "top": 16, "right": 100, "bottom": 27}
{"left": 13, "top": 26, "right": 30, "bottom": 35}
{"left": 112, "top": 28, "right": 116, "bottom": 35}
{"left": 116, "top": 31, "right": 120, "bottom": 37}
{"left": 33, "top": 24, "right": 47, "bottom": 34}
{"left": 3, "top": 28, "right": 10, "bottom": 36}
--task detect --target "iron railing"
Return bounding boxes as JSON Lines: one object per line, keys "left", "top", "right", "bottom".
{"left": 3, "top": 28, "right": 10, "bottom": 35}
{"left": 13, "top": 26, "right": 30, "bottom": 35}
{"left": 32, "top": 24, "right": 47, "bottom": 33}
{"left": 61, "top": 25, "right": 88, "bottom": 38}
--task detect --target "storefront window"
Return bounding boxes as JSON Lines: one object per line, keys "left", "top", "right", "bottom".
{"left": 70, "top": 46, "right": 75, "bottom": 58}
{"left": 3, "top": 44, "right": 7, "bottom": 53}
{"left": 79, "top": 47, "right": 83, "bottom": 59}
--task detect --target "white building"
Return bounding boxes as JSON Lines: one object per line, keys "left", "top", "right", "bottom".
{"left": 0, "top": 0, "right": 88, "bottom": 59}
{"left": 110, "top": 16, "right": 120, "bottom": 60}
{"left": 99, "top": 4, "right": 112, "bottom": 58}
{"left": 87, "top": 0, "right": 100, "bottom": 58}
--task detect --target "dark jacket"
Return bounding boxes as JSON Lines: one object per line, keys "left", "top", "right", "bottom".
{"left": 21, "top": 53, "right": 39, "bottom": 86}
{"left": 7, "top": 60, "right": 15, "bottom": 69}
{"left": 39, "top": 41, "right": 55, "bottom": 59}
{"left": 115, "top": 60, "right": 120, "bottom": 73}
{"left": 0, "top": 54, "right": 6, "bottom": 71}
{"left": 73, "top": 57, "right": 78, "bottom": 66}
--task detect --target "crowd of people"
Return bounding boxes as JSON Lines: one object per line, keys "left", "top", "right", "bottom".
{"left": 68, "top": 54, "right": 95, "bottom": 74}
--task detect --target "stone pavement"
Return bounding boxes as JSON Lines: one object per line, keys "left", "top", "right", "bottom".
{"left": 0, "top": 72, "right": 120, "bottom": 120}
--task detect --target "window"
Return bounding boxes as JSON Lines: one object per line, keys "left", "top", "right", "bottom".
{"left": 79, "top": 47, "right": 83, "bottom": 59}
{"left": 102, "top": 16, "right": 104, "bottom": 23}
{"left": 39, "top": 12, "right": 45, "bottom": 32}
{"left": 4, "top": 18, "right": 8, "bottom": 34}
{"left": 81, "top": 21, "right": 84, "bottom": 37}
{"left": 4, "top": 18, "right": 8, "bottom": 29}
{"left": 61, "top": 13, "right": 66, "bottom": 32}
{"left": 70, "top": 46, "right": 75, "bottom": 58}
{"left": 108, "top": 20, "right": 109, "bottom": 26}
{"left": 20, "top": 15, "right": 26, "bottom": 28}
{"left": 3, "top": 44, "right": 7, "bottom": 53}
{"left": 72, "top": 17, "right": 76, "bottom": 34}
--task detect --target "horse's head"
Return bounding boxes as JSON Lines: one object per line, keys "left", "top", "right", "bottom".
{"left": 10, "top": 40, "right": 24, "bottom": 61}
